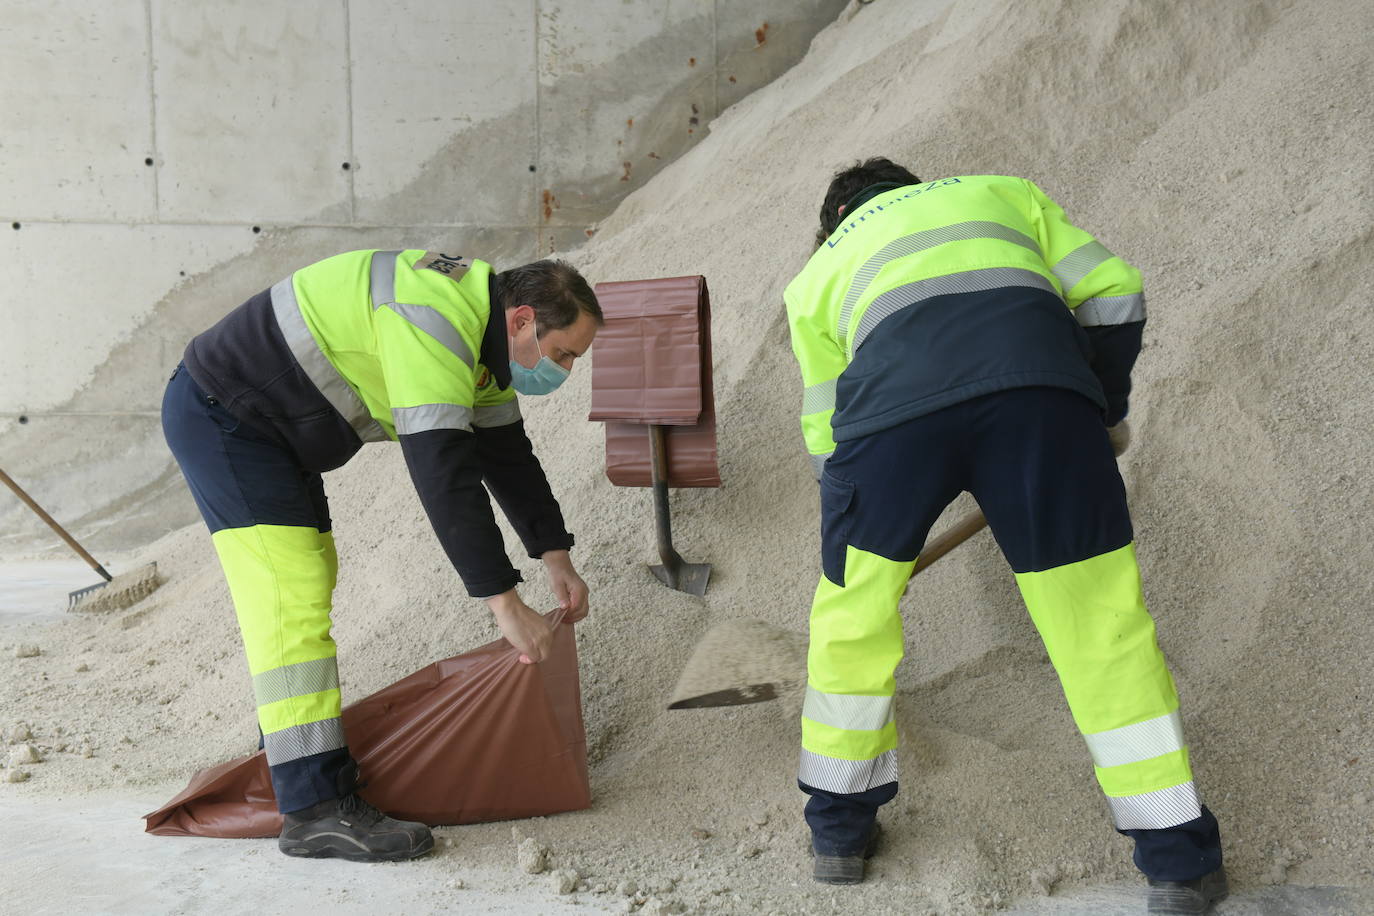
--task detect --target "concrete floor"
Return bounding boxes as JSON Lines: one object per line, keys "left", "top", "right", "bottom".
{"left": 2, "top": 795, "right": 1370, "bottom": 915}
{"left": 0, "top": 794, "right": 598, "bottom": 915}
{"left": 0, "top": 559, "right": 100, "bottom": 625}
{"left": 1004, "top": 881, "right": 1374, "bottom": 915}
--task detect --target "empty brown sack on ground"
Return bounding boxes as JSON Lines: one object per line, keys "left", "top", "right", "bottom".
{"left": 144, "top": 613, "right": 589, "bottom": 837}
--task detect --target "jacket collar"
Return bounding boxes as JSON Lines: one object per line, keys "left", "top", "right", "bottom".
{"left": 482, "top": 273, "right": 512, "bottom": 391}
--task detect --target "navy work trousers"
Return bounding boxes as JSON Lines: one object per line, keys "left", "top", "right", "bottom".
{"left": 801, "top": 386, "right": 1222, "bottom": 882}
{"left": 162, "top": 364, "right": 352, "bottom": 813}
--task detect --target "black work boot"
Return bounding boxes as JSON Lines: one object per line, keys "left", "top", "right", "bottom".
{"left": 813, "top": 823, "right": 881, "bottom": 885}
{"left": 278, "top": 762, "right": 433, "bottom": 862}
{"left": 1146, "top": 865, "right": 1229, "bottom": 914}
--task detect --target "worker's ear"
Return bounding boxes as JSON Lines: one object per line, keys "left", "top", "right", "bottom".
{"left": 506, "top": 304, "right": 535, "bottom": 336}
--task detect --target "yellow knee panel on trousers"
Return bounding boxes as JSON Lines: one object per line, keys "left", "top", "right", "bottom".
{"left": 808, "top": 545, "right": 912, "bottom": 696}
{"left": 320, "top": 530, "right": 338, "bottom": 593}
{"left": 1015, "top": 542, "right": 1194, "bottom": 802}
{"left": 211, "top": 523, "right": 341, "bottom": 743}
{"left": 806, "top": 545, "right": 911, "bottom": 763}
{"left": 1014, "top": 542, "right": 1179, "bottom": 735}
{"left": 211, "top": 524, "right": 338, "bottom": 677}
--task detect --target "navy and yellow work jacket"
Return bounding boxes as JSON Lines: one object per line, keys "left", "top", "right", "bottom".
{"left": 184, "top": 249, "right": 573, "bottom": 597}
{"left": 784, "top": 175, "right": 1145, "bottom": 477}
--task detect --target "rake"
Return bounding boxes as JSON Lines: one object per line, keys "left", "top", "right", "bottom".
{"left": 0, "top": 466, "right": 161, "bottom": 611}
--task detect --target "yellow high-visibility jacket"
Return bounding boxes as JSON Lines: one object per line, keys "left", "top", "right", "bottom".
{"left": 784, "top": 175, "right": 1145, "bottom": 478}
{"left": 184, "top": 249, "right": 572, "bottom": 597}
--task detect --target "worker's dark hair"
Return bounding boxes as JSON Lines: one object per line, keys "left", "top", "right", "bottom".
{"left": 494, "top": 259, "right": 603, "bottom": 332}
{"left": 816, "top": 157, "right": 922, "bottom": 247}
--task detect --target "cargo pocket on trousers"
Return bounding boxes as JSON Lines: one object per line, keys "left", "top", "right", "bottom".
{"left": 819, "top": 471, "right": 856, "bottom": 587}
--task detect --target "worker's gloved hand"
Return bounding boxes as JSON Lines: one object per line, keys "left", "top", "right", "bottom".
{"left": 541, "top": 549, "right": 590, "bottom": 623}
{"left": 1108, "top": 419, "right": 1131, "bottom": 457}
{"left": 486, "top": 590, "right": 555, "bottom": 664}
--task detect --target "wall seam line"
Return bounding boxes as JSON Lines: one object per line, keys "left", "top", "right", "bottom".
{"left": 343, "top": 0, "right": 357, "bottom": 223}
{"left": 533, "top": 0, "right": 542, "bottom": 259}
{"left": 144, "top": 0, "right": 160, "bottom": 218}
{"left": 712, "top": 0, "right": 719, "bottom": 122}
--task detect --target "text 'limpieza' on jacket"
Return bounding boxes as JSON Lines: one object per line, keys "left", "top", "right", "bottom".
{"left": 784, "top": 175, "right": 1146, "bottom": 479}
{"left": 184, "top": 249, "right": 573, "bottom": 598}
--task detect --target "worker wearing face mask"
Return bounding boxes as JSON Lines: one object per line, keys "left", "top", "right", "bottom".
{"left": 162, "top": 249, "right": 601, "bottom": 862}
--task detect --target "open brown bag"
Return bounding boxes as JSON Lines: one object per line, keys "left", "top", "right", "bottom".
{"left": 591, "top": 275, "right": 721, "bottom": 488}
{"left": 145, "top": 613, "right": 589, "bottom": 837}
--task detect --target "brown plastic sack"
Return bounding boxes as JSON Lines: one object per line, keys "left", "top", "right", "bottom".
{"left": 591, "top": 275, "right": 720, "bottom": 488}
{"left": 144, "top": 613, "right": 589, "bottom": 837}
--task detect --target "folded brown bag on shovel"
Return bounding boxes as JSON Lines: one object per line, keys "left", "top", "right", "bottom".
{"left": 145, "top": 612, "right": 589, "bottom": 837}
{"left": 591, "top": 275, "right": 721, "bottom": 488}
{"left": 589, "top": 276, "right": 719, "bottom": 595}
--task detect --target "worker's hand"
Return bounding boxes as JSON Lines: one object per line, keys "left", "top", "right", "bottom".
{"left": 486, "top": 590, "right": 554, "bottom": 664}
{"left": 541, "top": 549, "right": 589, "bottom": 623}
{"left": 1108, "top": 420, "right": 1131, "bottom": 457}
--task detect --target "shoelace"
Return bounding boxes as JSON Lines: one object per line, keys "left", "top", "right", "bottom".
{"left": 337, "top": 792, "right": 386, "bottom": 827}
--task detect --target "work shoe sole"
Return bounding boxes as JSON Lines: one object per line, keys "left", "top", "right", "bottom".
{"left": 813, "top": 824, "right": 881, "bottom": 885}
{"left": 1147, "top": 865, "right": 1229, "bottom": 914}
{"left": 279, "top": 830, "right": 435, "bottom": 862}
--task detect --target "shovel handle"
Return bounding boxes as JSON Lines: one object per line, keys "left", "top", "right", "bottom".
{"left": 0, "top": 466, "right": 112, "bottom": 581}
{"left": 906, "top": 442, "right": 1127, "bottom": 578}
{"left": 911, "top": 509, "right": 987, "bottom": 578}
{"left": 648, "top": 425, "right": 685, "bottom": 587}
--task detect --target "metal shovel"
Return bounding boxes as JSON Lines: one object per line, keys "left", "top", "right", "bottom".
{"left": 647, "top": 424, "right": 711, "bottom": 595}
{"left": 667, "top": 508, "right": 988, "bottom": 708}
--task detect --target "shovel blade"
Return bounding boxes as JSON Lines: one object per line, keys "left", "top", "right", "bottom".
{"left": 667, "top": 618, "right": 807, "bottom": 709}
{"left": 649, "top": 561, "right": 712, "bottom": 596}
{"left": 668, "top": 682, "right": 780, "bottom": 709}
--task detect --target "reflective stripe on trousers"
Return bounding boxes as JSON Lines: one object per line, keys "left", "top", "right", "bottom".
{"left": 804, "top": 543, "right": 1199, "bottom": 828}
{"left": 1016, "top": 543, "right": 1200, "bottom": 829}
{"left": 801, "top": 543, "right": 906, "bottom": 794}
{"left": 801, "top": 389, "right": 1201, "bottom": 830}
{"left": 162, "top": 365, "right": 351, "bottom": 813}
{"left": 212, "top": 524, "right": 346, "bottom": 766}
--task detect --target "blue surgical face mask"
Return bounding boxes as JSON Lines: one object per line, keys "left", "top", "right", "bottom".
{"left": 510, "top": 329, "right": 569, "bottom": 396}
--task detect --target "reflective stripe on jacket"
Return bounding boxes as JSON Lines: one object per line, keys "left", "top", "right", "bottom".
{"left": 783, "top": 175, "right": 1146, "bottom": 477}
{"left": 184, "top": 249, "right": 572, "bottom": 598}
{"left": 288, "top": 249, "right": 518, "bottom": 441}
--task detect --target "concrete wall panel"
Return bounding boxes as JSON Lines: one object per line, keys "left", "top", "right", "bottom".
{"left": 536, "top": 0, "right": 715, "bottom": 229}
{"left": 0, "top": 2, "right": 154, "bottom": 221}
{"left": 0, "top": 221, "right": 257, "bottom": 411}
{"left": 0, "top": 0, "right": 852, "bottom": 550}
{"left": 350, "top": 0, "right": 537, "bottom": 227}
{"left": 716, "top": 0, "right": 850, "bottom": 111}
{"left": 152, "top": 0, "right": 351, "bottom": 224}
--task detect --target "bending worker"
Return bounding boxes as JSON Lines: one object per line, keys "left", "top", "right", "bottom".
{"left": 162, "top": 249, "right": 601, "bottom": 862}
{"left": 784, "top": 158, "right": 1226, "bottom": 914}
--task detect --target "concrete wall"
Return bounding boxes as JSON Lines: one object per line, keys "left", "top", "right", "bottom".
{"left": 0, "top": 0, "right": 847, "bottom": 551}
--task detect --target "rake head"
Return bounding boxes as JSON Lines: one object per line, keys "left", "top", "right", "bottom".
{"left": 69, "top": 562, "right": 161, "bottom": 612}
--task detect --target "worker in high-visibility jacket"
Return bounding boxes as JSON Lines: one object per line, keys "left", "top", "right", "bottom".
{"left": 162, "top": 250, "right": 601, "bottom": 862}
{"left": 784, "top": 158, "right": 1226, "bottom": 912}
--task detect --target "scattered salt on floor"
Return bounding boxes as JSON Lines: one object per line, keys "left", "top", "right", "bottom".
{"left": 3, "top": 1, "right": 1373, "bottom": 912}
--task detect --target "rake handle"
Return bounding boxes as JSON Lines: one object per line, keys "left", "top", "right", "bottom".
{"left": 0, "top": 466, "right": 112, "bottom": 581}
